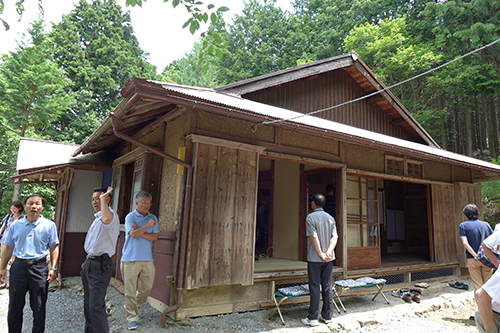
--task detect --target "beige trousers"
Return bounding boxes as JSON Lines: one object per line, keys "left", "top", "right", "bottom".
{"left": 121, "top": 261, "right": 156, "bottom": 323}
{"left": 475, "top": 309, "right": 500, "bottom": 333}
{"left": 468, "top": 258, "right": 493, "bottom": 291}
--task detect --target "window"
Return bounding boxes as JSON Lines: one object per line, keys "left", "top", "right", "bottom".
{"left": 407, "top": 160, "right": 423, "bottom": 178}
{"left": 111, "top": 167, "right": 122, "bottom": 211}
{"left": 386, "top": 155, "right": 423, "bottom": 178}
{"left": 130, "top": 158, "right": 144, "bottom": 212}
{"left": 386, "top": 156, "right": 404, "bottom": 175}
{"left": 346, "top": 176, "right": 379, "bottom": 247}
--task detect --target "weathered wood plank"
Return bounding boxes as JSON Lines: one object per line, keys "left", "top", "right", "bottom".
{"left": 432, "top": 184, "right": 456, "bottom": 263}
{"left": 454, "top": 182, "right": 483, "bottom": 267}
{"left": 210, "top": 146, "right": 237, "bottom": 286}
{"left": 347, "top": 247, "right": 379, "bottom": 270}
{"left": 185, "top": 143, "right": 218, "bottom": 289}
{"left": 185, "top": 142, "right": 258, "bottom": 289}
{"left": 188, "top": 134, "right": 266, "bottom": 153}
{"left": 233, "top": 149, "right": 258, "bottom": 286}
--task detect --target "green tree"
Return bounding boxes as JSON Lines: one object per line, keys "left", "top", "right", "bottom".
{"left": 344, "top": 16, "right": 446, "bottom": 143}
{"left": 416, "top": 0, "right": 500, "bottom": 158}
{"left": 0, "top": 0, "right": 230, "bottom": 70}
{"left": 0, "top": 127, "right": 19, "bottom": 213}
{"left": 0, "top": 19, "right": 68, "bottom": 206}
{"left": 0, "top": 19, "right": 71, "bottom": 138}
{"left": 214, "top": 0, "right": 293, "bottom": 83}
{"left": 49, "top": 0, "right": 158, "bottom": 143}
{"left": 160, "top": 41, "right": 222, "bottom": 88}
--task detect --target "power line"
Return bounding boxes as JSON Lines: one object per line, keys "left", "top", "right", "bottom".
{"left": 256, "top": 36, "right": 500, "bottom": 127}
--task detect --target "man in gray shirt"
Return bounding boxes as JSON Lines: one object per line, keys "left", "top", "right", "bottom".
{"left": 302, "top": 193, "right": 338, "bottom": 327}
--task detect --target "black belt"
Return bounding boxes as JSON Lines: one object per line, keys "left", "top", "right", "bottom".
{"left": 17, "top": 257, "right": 47, "bottom": 265}
{"left": 87, "top": 254, "right": 106, "bottom": 262}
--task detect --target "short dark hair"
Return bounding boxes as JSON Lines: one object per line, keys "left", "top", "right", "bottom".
{"left": 93, "top": 187, "right": 112, "bottom": 201}
{"left": 325, "top": 184, "right": 334, "bottom": 193}
{"left": 463, "top": 204, "right": 479, "bottom": 220}
{"left": 10, "top": 200, "right": 24, "bottom": 212}
{"left": 24, "top": 194, "right": 44, "bottom": 206}
{"left": 310, "top": 193, "right": 325, "bottom": 208}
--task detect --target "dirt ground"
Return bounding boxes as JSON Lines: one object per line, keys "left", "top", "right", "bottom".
{"left": 0, "top": 276, "right": 480, "bottom": 333}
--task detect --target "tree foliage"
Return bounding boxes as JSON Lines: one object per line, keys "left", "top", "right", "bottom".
{"left": 0, "top": 20, "right": 71, "bottom": 138}
{"left": 0, "top": 19, "right": 64, "bottom": 217}
{"left": 49, "top": 0, "right": 158, "bottom": 143}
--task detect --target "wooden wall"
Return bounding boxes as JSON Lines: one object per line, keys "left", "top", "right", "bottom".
{"left": 184, "top": 139, "right": 263, "bottom": 289}
{"left": 243, "top": 70, "right": 415, "bottom": 142}
{"left": 160, "top": 113, "right": 187, "bottom": 232}
{"left": 454, "top": 182, "right": 483, "bottom": 267}
{"left": 431, "top": 184, "right": 457, "bottom": 263}
{"left": 273, "top": 160, "right": 300, "bottom": 260}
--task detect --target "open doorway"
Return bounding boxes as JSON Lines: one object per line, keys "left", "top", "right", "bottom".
{"left": 380, "top": 180, "right": 431, "bottom": 265}
{"left": 299, "top": 167, "right": 338, "bottom": 261}
{"left": 255, "top": 159, "right": 273, "bottom": 257}
{"left": 255, "top": 158, "right": 338, "bottom": 268}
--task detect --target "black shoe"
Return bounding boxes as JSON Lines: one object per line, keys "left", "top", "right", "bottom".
{"left": 449, "top": 282, "right": 469, "bottom": 290}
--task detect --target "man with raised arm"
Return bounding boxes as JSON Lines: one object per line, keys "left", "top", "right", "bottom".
{"left": 81, "top": 187, "right": 120, "bottom": 333}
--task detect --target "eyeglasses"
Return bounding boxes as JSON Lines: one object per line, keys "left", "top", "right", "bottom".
{"left": 138, "top": 201, "right": 152, "bottom": 206}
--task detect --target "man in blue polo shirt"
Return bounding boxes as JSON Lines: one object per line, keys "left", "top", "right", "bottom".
{"left": 0, "top": 193, "right": 59, "bottom": 333}
{"left": 121, "top": 191, "right": 159, "bottom": 331}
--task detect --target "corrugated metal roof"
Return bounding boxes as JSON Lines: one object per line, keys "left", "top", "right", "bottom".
{"left": 69, "top": 150, "right": 115, "bottom": 165}
{"left": 17, "top": 138, "right": 80, "bottom": 171}
{"left": 151, "top": 80, "right": 500, "bottom": 173}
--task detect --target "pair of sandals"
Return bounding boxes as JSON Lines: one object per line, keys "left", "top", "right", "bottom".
{"left": 449, "top": 281, "right": 469, "bottom": 290}
{"left": 391, "top": 288, "right": 421, "bottom": 303}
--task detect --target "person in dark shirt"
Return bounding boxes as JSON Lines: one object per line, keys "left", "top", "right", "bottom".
{"left": 459, "top": 203, "right": 493, "bottom": 291}
{"left": 323, "top": 184, "right": 336, "bottom": 218}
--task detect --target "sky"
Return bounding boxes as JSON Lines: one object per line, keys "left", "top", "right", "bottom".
{"left": 0, "top": 0, "right": 292, "bottom": 72}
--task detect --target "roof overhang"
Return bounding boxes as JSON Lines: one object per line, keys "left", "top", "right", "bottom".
{"left": 73, "top": 77, "right": 500, "bottom": 182}
{"left": 14, "top": 139, "right": 112, "bottom": 182}
{"left": 17, "top": 138, "right": 80, "bottom": 171}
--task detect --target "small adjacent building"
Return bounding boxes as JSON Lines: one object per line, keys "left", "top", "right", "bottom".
{"left": 14, "top": 138, "right": 113, "bottom": 279}
{"left": 16, "top": 53, "right": 500, "bottom": 320}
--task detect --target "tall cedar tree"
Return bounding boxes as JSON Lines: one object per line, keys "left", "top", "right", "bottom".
{"left": 0, "top": 20, "right": 71, "bottom": 138}
{"left": 49, "top": 0, "right": 158, "bottom": 143}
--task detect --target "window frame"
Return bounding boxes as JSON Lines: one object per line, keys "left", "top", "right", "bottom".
{"left": 346, "top": 175, "right": 379, "bottom": 248}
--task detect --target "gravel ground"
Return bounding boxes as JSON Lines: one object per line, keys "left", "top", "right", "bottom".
{"left": 0, "top": 276, "right": 478, "bottom": 333}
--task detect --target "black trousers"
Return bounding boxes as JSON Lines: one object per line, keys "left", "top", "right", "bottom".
{"left": 8, "top": 259, "right": 49, "bottom": 333}
{"left": 81, "top": 255, "right": 113, "bottom": 333}
{"left": 307, "top": 260, "right": 334, "bottom": 321}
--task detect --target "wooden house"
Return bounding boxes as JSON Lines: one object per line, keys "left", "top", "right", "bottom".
{"left": 16, "top": 53, "right": 500, "bottom": 321}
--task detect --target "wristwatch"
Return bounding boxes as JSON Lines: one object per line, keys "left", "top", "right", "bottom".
{"left": 50, "top": 267, "right": 58, "bottom": 272}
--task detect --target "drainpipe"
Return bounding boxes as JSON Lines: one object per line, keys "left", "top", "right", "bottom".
{"left": 57, "top": 171, "right": 74, "bottom": 289}
{"left": 110, "top": 114, "right": 193, "bottom": 327}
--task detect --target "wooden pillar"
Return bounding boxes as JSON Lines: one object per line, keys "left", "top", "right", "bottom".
{"left": 340, "top": 166, "right": 347, "bottom": 279}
